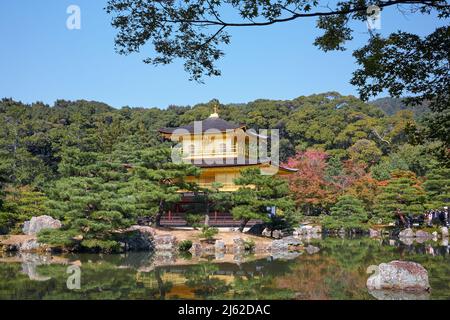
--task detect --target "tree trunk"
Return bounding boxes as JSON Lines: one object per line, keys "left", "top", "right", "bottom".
{"left": 155, "top": 268, "right": 166, "bottom": 299}
{"left": 155, "top": 200, "right": 164, "bottom": 227}
{"left": 204, "top": 194, "right": 210, "bottom": 226}
{"left": 238, "top": 218, "right": 250, "bottom": 232}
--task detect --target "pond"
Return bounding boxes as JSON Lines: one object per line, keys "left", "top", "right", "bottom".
{"left": 1, "top": 237, "right": 449, "bottom": 300}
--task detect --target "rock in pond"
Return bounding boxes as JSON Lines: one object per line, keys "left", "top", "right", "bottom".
{"left": 114, "top": 225, "right": 157, "bottom": 252}
{"left": 305, "top": 245, "right": 320, "bottom": 255}
{"left": 154, "top": 234, "right": 177, "bottom": 251}
{"left": 246, "top": 223, "right": 266, "bottom": 236}
{"left": 22, "top": 215, "right": 62, "bottom": 235}
{"left": 189, "top": 242, "right": 203, "bottom": 256}
{"left": 271, "top": 229, "right": 283, "bottom": 239}
{"left": 270, "top": 237, "right": 302, "bottom": 253}
{"left": 369, "top": 229, "right": 380, "bottom": 238}
{"left": 368, "top": 289, "right": 430, "bottom": 300}
{"left": 293, "top": 225, "right": 321, "bottom": 236}
{"left": 19, "top": 238, "right": 47, "bottom": 252}
{"left": 261, "top": 228, "right": 272, "bottom": 238}
{"left": 415, "top": 230, "right": 432, "bottom": 239}
{"left": 367, "top": 261, "right": 430, "bottom": 292}
{"left": 398, "top": 228, "right": 414, "bottom": 238}
{"left": 214, "top": 240, "right": 225, "bottom": 252}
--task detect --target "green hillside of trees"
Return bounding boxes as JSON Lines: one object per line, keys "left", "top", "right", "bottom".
{"left": 0, "top": 93, "right": 448, "bottom": 251}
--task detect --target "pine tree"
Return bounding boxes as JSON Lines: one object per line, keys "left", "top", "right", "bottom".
{"left": 131, "top": 148, "right": 200, "bottom": 226}
{"left": 323, "top": 195, "right": 368, "bottom": 232}
{"left": 43, "top": 152, "right": 136, "bottom": 251}
{"left": 231, "top": 168, "right": 294, "bottom": 232}
{"left": 0, "top": 186, "right": 47, "bottom": 234}
{"left": 373, "top": 170, "right": 426, "bottom": 223}
{"left": 423, "top": 168, "right": 450, "bottom": 209}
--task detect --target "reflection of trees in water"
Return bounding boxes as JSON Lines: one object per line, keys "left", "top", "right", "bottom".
{"left": 1, "top": 238, "right": 450, "bottom": 299}
{"left": 276, "top": 237, "right": 450, "bottom": 300}
{"left": 183, "top": 263, "right": 230, "bottom": 299}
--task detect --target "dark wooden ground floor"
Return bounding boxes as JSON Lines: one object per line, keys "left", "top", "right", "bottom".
{"left": 159, "top": 192, "right": 261, "bottom": 227}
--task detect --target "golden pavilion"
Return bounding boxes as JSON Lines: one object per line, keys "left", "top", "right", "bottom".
{"left": 158, "top": 108, "right": 296, "bottom": 226}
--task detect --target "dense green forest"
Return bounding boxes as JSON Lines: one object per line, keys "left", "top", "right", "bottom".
{"left": 0, "top": 92, "right": 448, "bottom": 251}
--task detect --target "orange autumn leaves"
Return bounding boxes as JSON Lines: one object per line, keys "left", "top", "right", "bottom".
{"left": 285, "top": 150, "right": 381, "bottom": 213}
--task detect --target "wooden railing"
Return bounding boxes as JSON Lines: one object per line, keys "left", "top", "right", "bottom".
{"left": 160, "top": 212, "right": 261, "bottom": 227}
{"left": 173, "top": 146, "right": 240, "bottom": 159}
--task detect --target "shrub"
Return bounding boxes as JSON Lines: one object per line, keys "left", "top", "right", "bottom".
{"left": 200, "top": 225, "right": 219, "bottom": 241}
{"left": 178, "top": 240, "right": 193, "bottom": 251}
{"left": 185, "top": 213, "right": 203, "bottom": 229}
{"left": 243, "top": 239, "right": 255, "bottom": 251}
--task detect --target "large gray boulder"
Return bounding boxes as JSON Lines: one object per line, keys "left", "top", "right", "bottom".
{"left": 261, "top": 228, "right": 272, "bottom": 238}
{"left": 305, "top": 245, "right": 320, "bottom": 255}
{"left": 214, "top": 240, "right": 225, "bottom": 252}
{"left": 23, "top": 215, "right": 61, "bottom": 235}
{"left": 367, "top": 261, "right": 430, "bottom": 292}
{"left": 271, "top": 229, "right": 283, "bottom": 239}
{"left": 115, "top": 225, "right": 156, "bottom": 251}
{"left": 246, "top": 223, "right": 266, "bottom": 236}
{"left": 398, "top": 228, "right": 414, "bottom": 238}
{"left": 19, "top": 238, "right": 47, "bottom": 252}
{"left": 369, "top": 229, "right": 380, "bottom": 238}
{"left": 270, "top": 237, "right": 302, "bottom": 253}
{"left": 232, "top": 237, "right": 245, "bottom": 254}
{"left": 368, "top": 289, "right": 430, "bottom": 300}
{"left": 415, "top": 230, "right": 432, "bottom": 239}
{"left": 154, "top": 234, "right": 177, "bottom": 251}
{"left": 293, "top": 225, "right": 322, "bottom": 236}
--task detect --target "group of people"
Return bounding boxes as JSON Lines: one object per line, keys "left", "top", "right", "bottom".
{"left": 396, "top": 206, "right": 449, "bottom": 228}
{"left": 425, "top": 207, "right": 449, "bottom": 227}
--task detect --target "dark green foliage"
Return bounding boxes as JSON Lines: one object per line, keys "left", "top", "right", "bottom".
{"left": 200, "top": 225, "right": 219, "bottom": 241}
{"left": 0, "top": 93, "right": 447, "bottom": 239}
{"left": 178, "top": 240, "right": 193, "bottom": 252}
{"left": 243, "top": 239, "right": 255, "bottom": 251}
{"left": 185, "top": 214, "right": 203, "bottom": 229}
{"left": 0, "top": 186, "right": 47, "bottom": 234}
{"left": 232, "top": 168, "right": 294, "bottom": 231}
{"left": 374, "top": 170, "right": 426, "bottom": 223}
{"left": 322, "top": 195, "right": 368, "bottom": 232}
{"left": 424, "top": 168, "right": 450, "bottom": 209}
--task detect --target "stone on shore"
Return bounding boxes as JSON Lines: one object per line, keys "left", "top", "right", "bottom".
{"left": 415, "top": 230, "right": 432, "bottom": 239}
{"left": 271, "top": 230, "right": 283, "bottom": 239}
{"left": 369, "top": 229, "right": 380, "bottom": 238}
{"left": 368, "top": 289, "right": 430, "bottom": 300}
{"left": 398, "top": 228, "right": 414, "bottom": 238}
{"left": 367, "top": 260, "right": 430, "bottom": 292}
{"left": 189, "top": 242, "right": 203, "bottom": 256}
{"left": 22, "top": 215, "right": 62, "bottom": 235}
{"left": 154, "top": 234, "right": 177, "bottom": 251}
{"left": 293, "top": 225, "right": 322, "bottom": 236}
{"left": 214, "top": 240, "right": 225, "bottom": 252}
{"left": 246, "top": 223, "right": 266, "bottom": 236}
{"left": 261, "top": 228, "right": 272, "bottom": 238}
{"left": 305, "top": 245, "right": 320, "bottom": 255}
{"left": 232, "top": 237, "right": 245, "bottom": 254}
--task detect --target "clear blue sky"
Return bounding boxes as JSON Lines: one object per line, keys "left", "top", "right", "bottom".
{"left": 0, "top": 1, "right": 445, "bottom": 108}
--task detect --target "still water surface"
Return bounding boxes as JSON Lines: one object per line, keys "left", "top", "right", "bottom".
{"left": 1, "top": 237, "right": 449, "bottom": 300}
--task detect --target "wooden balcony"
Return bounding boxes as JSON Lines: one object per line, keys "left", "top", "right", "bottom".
{"left": 196, "top": 182, "right": 239, "bottom": 192}
{"left": 173, "top": 146, "right": 241, "bottom": 160}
